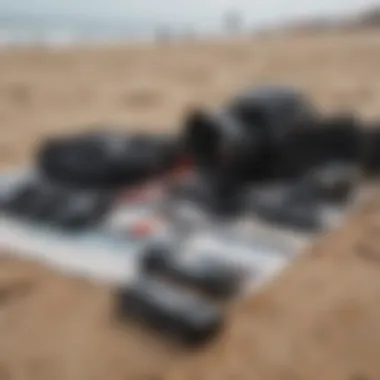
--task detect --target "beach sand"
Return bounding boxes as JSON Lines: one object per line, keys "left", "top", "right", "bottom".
{"left": 0, "top": 29, "right": 380, "bottom": 380}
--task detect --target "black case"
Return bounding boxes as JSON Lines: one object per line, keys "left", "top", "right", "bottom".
{"left": 115, "top": 277, "right": 223, "bottom": 347}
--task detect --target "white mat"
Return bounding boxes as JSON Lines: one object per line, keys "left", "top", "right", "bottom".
{"left": 0, "top": 169, "right": 361, "bottom": 290}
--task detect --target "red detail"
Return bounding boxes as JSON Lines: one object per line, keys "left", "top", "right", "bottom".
{"left": 130, "top": 219, "right": 157, "bottom": 238}
{"left": 116, "top": 155, "right": 195, "bottom": 204}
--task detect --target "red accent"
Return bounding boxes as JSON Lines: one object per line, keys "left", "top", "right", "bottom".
{"left": 165, "top": 155, "right": 194, "bottom": 181}
{"left": 130, "top": 219, "right": 157, "bottom": 238}
{"left": 116, "top": 155, "right": 195, "bottom": 204}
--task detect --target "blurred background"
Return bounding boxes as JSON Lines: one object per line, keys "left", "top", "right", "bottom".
{"left": 1, "top": 0, "right": 380, "bottom": 170}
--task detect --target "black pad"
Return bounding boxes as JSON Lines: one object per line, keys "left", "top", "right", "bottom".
{"left": 141, "top": 244, "right": 244, "bottom": 299}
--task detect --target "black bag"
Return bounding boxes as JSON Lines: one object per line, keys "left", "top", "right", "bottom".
{"left": 37, "top": 131, "right": 179, "bottom": 189}
{"left": 360, "top": 122, "right": 380, "bottom": 176}
{"left": 182, "top": 85, "right": 317, "bottom": 183}
{"left": 272, "top": 114, "right": 363, "bottom": 179}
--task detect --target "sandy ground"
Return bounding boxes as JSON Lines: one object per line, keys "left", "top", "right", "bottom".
{"left": 1, "top": 29, "right": 380, "bottom": 379}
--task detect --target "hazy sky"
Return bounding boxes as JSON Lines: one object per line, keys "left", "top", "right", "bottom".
{"left": 1, "top": 0, "right": 379, "bottom": 27}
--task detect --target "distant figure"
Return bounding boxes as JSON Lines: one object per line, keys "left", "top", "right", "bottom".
{"left": 154, "top": 25, "right": 173, "bottom": 43}
{"left": 181, "top": 27, "right": 197, "bottom": 42}
{"left": 358, "top": 7, "right": 380, "bottom": 27}
{"left": 223, "top": 9, "right": 244, "bottom": 35}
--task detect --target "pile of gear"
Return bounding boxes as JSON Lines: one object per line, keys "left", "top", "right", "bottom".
{"left": 2, "top": 85, "right": 380, "bottom": 347}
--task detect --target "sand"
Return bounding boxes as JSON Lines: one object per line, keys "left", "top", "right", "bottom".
{"left": 0, "top": 28, "right": 380, "bottom": 380}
